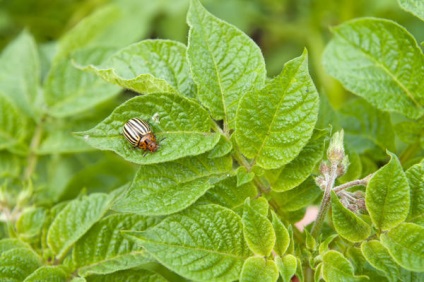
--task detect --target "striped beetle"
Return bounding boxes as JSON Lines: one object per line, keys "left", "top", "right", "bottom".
{"left": 123, "top": 118, "right": 159, "bottom": 152}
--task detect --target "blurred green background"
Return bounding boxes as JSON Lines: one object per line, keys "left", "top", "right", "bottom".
{"left": 0, "top": 0, "right": 422, "bottom": 106}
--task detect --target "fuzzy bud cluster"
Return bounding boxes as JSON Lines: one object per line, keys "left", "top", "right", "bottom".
{"left": 327, "top": 130, "right": 349, "bottom": 177}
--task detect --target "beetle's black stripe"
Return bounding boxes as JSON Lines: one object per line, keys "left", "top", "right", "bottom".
{"left": 129, "top": 118, "right": 150, "bottom": 134}
{"left": 123, "top": 118, "right": 151, "bottom": 147}
{"left": 123, "top": 126, "right": 138, "bottom": 145}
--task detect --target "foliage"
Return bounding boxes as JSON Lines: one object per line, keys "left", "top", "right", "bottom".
{"left": 0, "top": 0, "right": 423, "bottom": 281}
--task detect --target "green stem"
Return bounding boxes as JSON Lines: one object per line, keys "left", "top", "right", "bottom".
{"left": 232, "top": 141, "right": 270, "bottom": 194}
{"left": 311, "top": 162, "right": 338, "bottom": 239}
{"left": 333, "top": 173, "right": 373, "bottom": 194}
{"left": 23, "top": 119, "right": 44, "bottom": 181}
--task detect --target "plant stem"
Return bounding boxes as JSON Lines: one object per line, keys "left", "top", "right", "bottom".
{"left": 310, "top": 162, "right": 338, "bottom": 239}
{"left": 333, "top": 174, "right": 374, "bottom": 194}
{"left": 23, "top": 117, "right": 45, "bottom": 181}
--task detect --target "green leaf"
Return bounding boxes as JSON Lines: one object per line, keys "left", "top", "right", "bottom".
{"left": 0, "top": 151, "right": 21, "bottom": 181}
{"left": 271, "top": 177, "right": 322, "bottom": 212}
{"left": 271, "top": 211, "right": 290, "bottom": 257}
{"left": 323, "top": 18, "right": 424, "bottom": 119}
{"left": 77, "top": 93, "right": 220, "bottom": 165}
{"left": 45, "top": 48, "right": 121, "bottom": 118}
{"left": 113, "top": 154, "right": 231, "bottom": 215}
{"left": 240, "top": 257, "right": 279, "bottom": 282}
{"left": 0, "top": 248, "right": 41, "bottom": 282}
{"left": 187, "top": 0, "right": 266, "bottom": 129}
{"left": 73, "top": 214, "right": 159, "bottom": 277}
{"left": 250, "top": 197, "right": 270, "bottom": 217}
{"left": 59, "top": 155, "right": 136, "bottom": 201}
{"left": 270, "top": 129, "right": 326, "bottom": 192}
{"left": 0, "top": 95, "right": 29, "bottom": 152}
{"left": 275, "top": 255, "right": 297, "bottom": 282}
{"left": 125, "top": 204, "right": 251, "bottom": 281}
{"left": 242, "top": 198, "right": 276, "bottom": 256}
{"left": 78, "top": 40, "right": 195, "bottom": 97}
{"left": 399, "top": 0, "right": 424, "bottom": 21}
{"left": 361, "top": 240, "right": 399, "bottom": 282}
{"left": 24, "top": 266, "right": 68, "bottom": 282}
{"left": 319, "top": 234, "right": 338, "bottom": 254}
{"left": 47, "top": 193, "right": 113, "bottom": 259}
{"left": 339, "top": 99, "right": 395, "bottom": 154}
{"left": 85, "top": 269, "right": 167, "bottom": 282}
{"left": 331, "top": 191, "right": 371, "bottom": 242}
{"left": 0, "top": 239, "right": 29, "bottom": 254}
{"left": 304, "top": 229, "right": 316, "bottom": 251}
{"left": 235, "top": 50, "right": 319, "bottom": 169}
{"left": 406, "top": 160, "right": 424, "bottom": 225}
{"left": 0, "top": 31, "right": 40, "bottom": 119}
{"left": 322, "top": 251, "right": 368, "bottom": 282}
{"left": 394, "top": 121, "right": 424, "bottom": 145}
{"left": 201, "top": 176, "right": 257, "bottom": 211}
{"left": 346, "top": 247, "right": 390, "bottom": 282}
{"left": 380, "top": 222, "right": 424, "bottom": 272}
{"left": 207, "top": 134, "right": 233, "bottom": 158}
{"left": 37, "top": 102, "right": 120, "bottom": 155}
{"left": 56, "top": 2, "right": 161, "bottom": 61}
{"left": 365, "top": 151, "right": 410, "bottom": 230}
{"left": 16, "top": 207, "right": 47, "bottom": 243}
{"left": 236, "top": 167, "right": 255, "bottom": 187}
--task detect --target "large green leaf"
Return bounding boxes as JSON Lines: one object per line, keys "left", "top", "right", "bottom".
{"left": 394, "top": 121, "right": 424, "bottom": 145}
{"left": 361, "top": 240, "right": 399, "bottom": 282}
{"left": 399, "top": 0, "right": 424, "bottom": 20}
{"left": 0, "top": 151, "right": 21, "bottom": 181}
{"left": 201, "top": 176, "right": 257, "bottom": 211}
{"left": 125, "top": 204, "right": 251, "bottom": 281}
{"left": 47, "top": 193, "right": 113, "bottom": 260}
{"left": 0, "top": 31, "right": 40, "bottom": 119}
{"left": 0, "top": 248, "right": 41, "bottom": 282}
{"left": 112, "top": 154, "right": 232, "bottom": 215}
{"left": 271, "top": 177, "right": 322, "bottom": 212}
{"left": 240, "top": 257, "right": 279, "bottom": 282}
{"left": 235, "top": 50, "right": 319, "bottom": 169}
{"left": 44, "top": 47, "right": 121, "bottom": 118}
{"left": 406, "top": 160, "right": 424, "bottom": 226}
{"left": 187, "top": 0, "right": 266, "bottom": 129}
{"left": 72, "top": 214, "right": 160, "bottom": 277}
{"left": 346, "top": 247, "right": 390, "bottom": 282}
{"left": 365, "top": 151, "right": 410, "bottom": 230}
{"left": 339, "top": 99, "right": 395, "bottom": 154}
{"left": 55, "top": 2, "right": 160, "bottom": 61}
{"left": 76, "top": 93, "right": 220, "bottom": 165}
{"left": 85, "top": 268, "right": 167, "bottom": 282}
{"left": 242, "top": 198, "right": 275, "bottom": 256}
{"left": 322, "top": 251, "right": 368, "bottom": 282}
{"left": 0, "top": 239, "right": 29, "bottom": 255}
{"left": 59, "top": 155, "right": 136, "bottom": 201}
{"left": 331, "top": 191, "right": 371, "bottom": 242}
{"left": 380, "top": 222, "right": 424, "bottom": 272}
{"left": 323, "top": 18, "right": 424, "bottom": 119}
{"left": 78, "top": 40, "right": 195, "bottom": 97}
{"left": 24, "top": 266, "right": 68, "bottom": 282}
{"left": 270, "top": 129, "right": 326, "bottom": 192}
{"left": 0, "top": 95, "right": 29, "bottom": 152}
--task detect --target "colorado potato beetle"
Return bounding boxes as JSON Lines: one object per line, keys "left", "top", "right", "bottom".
{"left": 123, "top": 118, "right": 159, "bottom": 152}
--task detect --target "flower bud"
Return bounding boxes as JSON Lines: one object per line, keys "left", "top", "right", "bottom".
{"left": 327, "top": 130, "right": 346, "bottom": 165}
